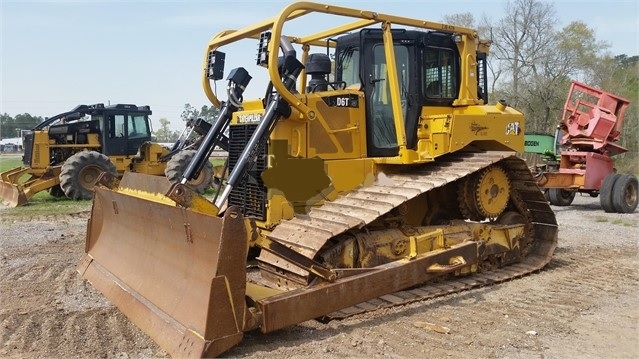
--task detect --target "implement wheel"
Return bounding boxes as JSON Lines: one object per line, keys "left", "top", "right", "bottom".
{"left": 600, "top": 173, "right": 621, "bottom": 213}
{"left": 60, "top": 151, "right": 117, "bottom": 200}
{"left": 611, "top": 174, "right": 638, "bottom": 213}
{"left": 547, "top": 188, "right": 575, "bottom": 206}
{"left": 165, "top": 150, "right": 213, "bottom": 194}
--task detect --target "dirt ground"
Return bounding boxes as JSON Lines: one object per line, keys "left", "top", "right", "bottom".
{"left": 1, "top": 194, "right": 637, "bottom": 358}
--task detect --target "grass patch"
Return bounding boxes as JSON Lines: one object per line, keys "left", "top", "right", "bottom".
{"left": 1, "top": 198, "right": 91, "bottom": 219}
{"left": 611, "top": 218, "right": 637, "bottom": 227}
{"left": 592, "top": 216, "right": 636, "bottom": 227}
{"left": 0, "top": 155, "right": 22, "bottom": 172}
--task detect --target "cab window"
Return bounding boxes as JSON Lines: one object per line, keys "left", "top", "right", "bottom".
{"left": 108, "top": 115, "right": 126, "bottom": 138}
{"left": 422, "top": 47, "right": 456, "bottom": 99}
{"left": 339, "top": 47, "right": 360, "bottom": 88}
{"left": 127, "top": 114, "right": 149, "bottom": 139}
{"left": 370, "top": 44, "right": 410, "bottom": 149}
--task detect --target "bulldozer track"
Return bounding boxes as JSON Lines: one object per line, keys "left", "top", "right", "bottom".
{"left": 324, "top": 261, "right": 543, "bottom": 320}
{"left": 259, "top": 151, "right": 558, "bottom": 317}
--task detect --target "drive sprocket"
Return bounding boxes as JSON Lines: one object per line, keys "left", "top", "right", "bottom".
{"left": 459, "top": 165, "right": 510, "bottom": 220}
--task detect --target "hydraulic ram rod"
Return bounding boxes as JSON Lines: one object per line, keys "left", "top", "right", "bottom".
{"left": 180, "top": 67, "right": 251, "bottom": 185}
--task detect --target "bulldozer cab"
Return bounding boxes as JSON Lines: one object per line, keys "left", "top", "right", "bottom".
{"left": 335, "top": 29, "right": 469, "bottom": 157}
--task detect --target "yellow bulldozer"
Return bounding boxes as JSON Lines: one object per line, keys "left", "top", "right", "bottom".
{"left": 0, "top": 103, "right": 219, "bottom": 207}
{"left": 77, "top": 2, "right": 558, "bottom": 357}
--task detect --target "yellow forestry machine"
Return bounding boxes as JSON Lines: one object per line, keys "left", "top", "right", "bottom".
{"left": 77, "top": 2, "right": 558, "bottom": 357}
{"left": 0, "top": 104, "right": 218, "bottom": 207}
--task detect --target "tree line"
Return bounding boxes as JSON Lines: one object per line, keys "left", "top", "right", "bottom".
{"left": 0, "top": 113, "right": 44, "bottom": 139}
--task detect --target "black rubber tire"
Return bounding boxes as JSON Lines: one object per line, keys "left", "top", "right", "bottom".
{"left": 48, "top": 184, "right": 66, "bottom": 198}
{"left": 611, "top": 174, "right": 638, "bottom": 213}
{"left": 59, "top": 151, "right": 117, "bottom": 200}
{"left": 600, "top": 173, "right": 621, "bottom": 213}
{"left": 164, "top": 150, "right": 213, "bottom": 194}
{"left": 547, "top": 188, "right": 575, "bottom": 206}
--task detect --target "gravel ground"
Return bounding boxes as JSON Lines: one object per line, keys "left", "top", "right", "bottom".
{"left": 1, "top": 193, "right": 637, "bottom": 358}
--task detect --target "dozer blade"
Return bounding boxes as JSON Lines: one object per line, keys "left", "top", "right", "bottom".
{"left": 77, "top": 172, "right": 249, "bottom": 358}
{"left": 0, "top": 180, "right": 27, "bottom": 207}
{"left": 0, "top": 166, "right": 29, "bottom": 207}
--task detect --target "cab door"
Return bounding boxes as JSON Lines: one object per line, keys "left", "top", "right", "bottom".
{"left": 103, "top": 112, "right": 128, "bottom": 156}
{"left": 361, "top": 30, "right": 419, "bottom": 157}
{"left": 102, "top": 111, "right": 152, "bottom": 156}
{"left": 124, "top": 112, "right": 152, "bottom": 154}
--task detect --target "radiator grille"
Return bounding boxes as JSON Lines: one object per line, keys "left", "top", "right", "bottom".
{"left": 228, "top": 124, "right": 268, "bottom": 220}
{"left": 22, "top": 133, "right": 34, "bottom": 166}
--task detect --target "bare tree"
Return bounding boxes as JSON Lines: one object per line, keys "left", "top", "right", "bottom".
{"left": 482, "top": 0, "right": 615, "bottom": 134}
{"left": 521, "top": 21, "right": 610, "bottom": 132}
{"left": 487, "top": 0, "right": 557, "bottom": 108}
{"left": 442, "top": 12, "right": 476, "bottom": 28}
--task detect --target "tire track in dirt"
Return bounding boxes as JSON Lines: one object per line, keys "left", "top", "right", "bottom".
{"left": 1, "top": 307, "right": 161, "bottom": 357}
{"left": 0, "top": 209, "right": 163, "bottom": 358}
{"left": 4, "top": 255, "right": 70, "bottom": 282}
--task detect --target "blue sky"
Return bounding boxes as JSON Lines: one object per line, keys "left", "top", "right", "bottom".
{"left": 1, "top": 0, "right": 637, "bottom": 132}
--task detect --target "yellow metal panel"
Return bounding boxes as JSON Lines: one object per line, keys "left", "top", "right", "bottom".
{"left": 454, "top": 35, "right": 481, "bottom": 105}
{"left": 129, "top": 142, "right": 170, "bottom": 175}
{"left": 447, "top": 106, "right": 524, "bottom": 153}
{"left": 326, "top": 158, "right": 376, "bottom": 194}
{"left": 271, "top": 121, "right": 307, "bottom": 159}
{"left": 262, "top": 157, "right": 376, "bottom": 228}
{"left": 263, "top": 193, "right": 296, "bottom": 229}
{"left": 305, "top": 91, "right": 365, "bottom": 160}
{"left": 431, "top": 134, "right": 448, "bottom": 157}
{"left": 86, "top": 133, "right": 101, "bottom": 146}
{"left": 31, "top": 131, "right": 51, "bottom": 169}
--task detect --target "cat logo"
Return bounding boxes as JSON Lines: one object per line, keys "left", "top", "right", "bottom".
{"left": 506, "top": 122, "right": 521, "bottom": 135}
